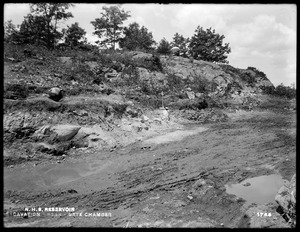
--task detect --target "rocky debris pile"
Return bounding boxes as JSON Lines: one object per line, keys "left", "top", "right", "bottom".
{"left": 179, "top": 108, "right": 228, "bottom": 123}
{"left": 3, "top": 111, "right": 40, "bottom": 144}
{"left": 32, "top": 124, "right": 82, "bottom": 155}
{"left": 4, "top": 83, "right": 29, "bottom": 100}
{"left": 275, "top": 174, "right": 296, "bottom": 227}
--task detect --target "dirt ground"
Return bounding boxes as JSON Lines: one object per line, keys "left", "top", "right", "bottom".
{"left": 3, "top": 102, "right": 296, "bottom": 228}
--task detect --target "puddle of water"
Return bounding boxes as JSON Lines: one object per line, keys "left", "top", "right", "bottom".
{"left": 225, "top": 174, "right": 286, "bottom": 207}
{"left": 4, "top": 160, "right": 113, "bottom": 191}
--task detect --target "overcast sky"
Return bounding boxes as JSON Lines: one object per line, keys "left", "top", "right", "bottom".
{"left": 4, "top": 3, "right": 296, "bottom": 87}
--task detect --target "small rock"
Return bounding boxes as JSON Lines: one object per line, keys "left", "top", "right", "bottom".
{"left": 54, "top": 73, "right": 62, "bottom": 78}
{"left": 68, "top": 189, "right": 78, "bottom": 194}
{"left": 186, "top": 91, "right": 195, "bottom": 100}
{"left": 7, "top": 57, "right": 16, "bottom": 62}
{"left": 141, "top": 115, "right": 149, "bottom": 123}
{"left": 127, "top": 101, "right": 134, "bottom": 106}
{"left": 187, "top": 195, "right": 193, "bottom": 200}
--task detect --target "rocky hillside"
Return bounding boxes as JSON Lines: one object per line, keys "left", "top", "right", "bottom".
{"left": 3, "top": 44, "right": 296, "bottom": 228}
{"left": 3, "top": 44, "right": 280, "bottom": 166}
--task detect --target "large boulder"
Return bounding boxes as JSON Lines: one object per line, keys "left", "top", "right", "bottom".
{"left": 33, "top": 124, "right": 81, "bottom": 142}
{"left": 48, "top": 87, "right": 64, "bottom": 102}
{"left": 51, "top": 125, "right": 81, "bottom": 141}
{"left": 170, "top": 46, "right": 180, "bottom": 54}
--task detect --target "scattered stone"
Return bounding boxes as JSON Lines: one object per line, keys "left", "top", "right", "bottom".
{"left": 127, "top": 101, "right": 134, "bottom": 106}
{"left": 73, "top": 109, "right": 88, "bottom": 117}
{"left": 54, "top": 73, "right": 62, "bottom": 78}
{"left": 7, "top": 57, "right": 19, "bottom": 62}
{"left": 141, "top": 115, "right": 149, "bottom": 123}
{"left": 187, "top": 195, "right": 193, "bottom": 200}
{"left": 126, "top": 107, "right": 139, "bottom": 118}
{"left": 195, "top": 92, "right": 204, "bottom": 98}
{"left": 186, "top": 90, "right": 195, "bottom": 100}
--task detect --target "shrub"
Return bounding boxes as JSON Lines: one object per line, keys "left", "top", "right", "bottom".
{"left": 166, "top": 73, "right": 184, "bottom": 92}
{"left": 131, "top": 54, "right": 163, "bottom": 72}
{"left": 4, "top": 83, "right": 29, "bottom": 99}
{"left": 274, "top": 84, "right": 296, "bottom": 99}
{"left": 247, "top": 66, "right": 268, "bottom": 80}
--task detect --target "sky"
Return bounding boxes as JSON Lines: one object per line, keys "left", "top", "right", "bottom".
{"left": 4, "top": 3, "right": 297, "bottom": 87}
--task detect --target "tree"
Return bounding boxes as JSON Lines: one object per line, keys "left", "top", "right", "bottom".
{"left": 29, "top": 3, "right": 74, "bottom": 49}
{"left": 91, "top": 5, "right": 131, "bottom": 50}
{"left": 171, "top": 33, "right": 190, "bottom": 57}
{"left": 156, "top": 38, "right": 172, "bottom": 55}
{"left": 4, "top": 20, "right": 19, "bottom": 43}
{"left": 18, "top": 14, "right": 49, "bottom": 46}
{"left": 119, "top": 22, "right": 156, "bottom": 51}
{"left": 64, "top": 22, "right": 87, "bottom": 48}
{"left": 189, "top": 26, "right": 231, "bottom": 63}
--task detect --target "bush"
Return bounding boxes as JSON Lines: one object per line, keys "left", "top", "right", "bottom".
{"left": 172, "top": 98, "right": 208, "bottom": 110}
{"left": 131, "top": 54, "right": 163, "bottom": 72}
{"left": 261, "top": 86, "right": 275, "bottom": 95}
{"left": 247, "top": 66, "right": 268, "bottom": 80}
{"left": 166, "top": 73, "right": 184, "bottom": 92}
{"left": 4, "top": 83, "right": 29, "bottom": 99}
{"left": 274, "top": 84, "right": 296, "bottom": 99}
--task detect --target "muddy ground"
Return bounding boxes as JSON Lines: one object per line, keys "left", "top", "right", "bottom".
{"left": 3, "top": 102, "right": 296, "bottom": 228}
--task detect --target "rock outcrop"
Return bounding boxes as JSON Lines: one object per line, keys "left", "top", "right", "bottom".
{"left": 275, "top": 174, "right": 296, "bottom": 227}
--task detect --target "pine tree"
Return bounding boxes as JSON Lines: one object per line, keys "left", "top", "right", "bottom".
{"left": 189, "top": 26, "right": 231, "bottom": 63}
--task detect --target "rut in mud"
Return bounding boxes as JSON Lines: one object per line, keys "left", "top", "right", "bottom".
{"left": 4, "top": 108, "right": 296, "bottom": 228}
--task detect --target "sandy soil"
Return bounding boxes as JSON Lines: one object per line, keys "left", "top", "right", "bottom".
{"left": 3, "top": 107, "right": 296, "bottom": 228}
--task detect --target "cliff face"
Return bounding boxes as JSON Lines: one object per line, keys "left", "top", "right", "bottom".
{"left": 129, "top": 52, "right": 274, "bottom": 110}
{"left": 133, "top": 52, "right": 274, "bottom": 96}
